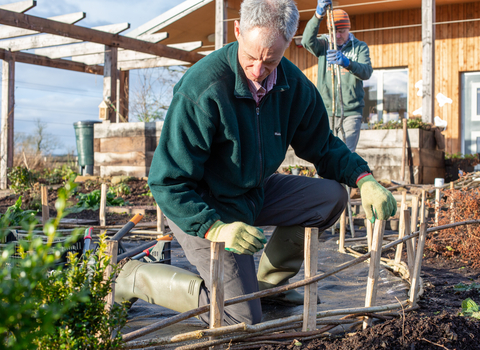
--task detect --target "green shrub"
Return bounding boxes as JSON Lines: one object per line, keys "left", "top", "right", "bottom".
{"left": 7, "top": 166, "right": 38, "bottom": 194}
{"left": 109, "top": 183, "right": 131, "bottom": 197}
{"left": 69, "top": 189, "right": 126, "bottom": 213}
{"left": 43, "top": 164, "right": 78, "bottom": 185}
{"left": 370, "top": 118, "right": 431, "bottom": 130}
{"left": 0, "top": 196, "right": 37, "bottom": 232}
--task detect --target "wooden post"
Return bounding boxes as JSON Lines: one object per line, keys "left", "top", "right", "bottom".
{"left": 303, "top": 227, "right": 319, "bottom": 332}
{"left": 409, "top": 223, "right": 427, "bottom": 306}
{"left": 363, "top": 220, "right": 386, "bottom": 329}
{"left": 117, "top": 70, "right": 129, "bottom": 122}
{"left": 41, "top": 185, "right": 49, "bottom": 224}
{"left": 401, "top": 118, "right": 407, "bottom": 182}
{"left": 0, "top": 50, "right": 15, "bottom": 190}
{"left": 210, "top": 241, "right": 225, "bottom": 345}
{"left": 450, "top": 181, "right": 455, "bottom": 223}
{"left": 422, "top": 0, "right": 436, "bottom": 124}
{"left": 104, "top": 45, "right": 118, "bottom": 122}
{"left": 435, "top": 187, "right": 440, "bottom": 226}
{"left": 410, "top": 195, "right": 419, "bottom": 252}
{"left": 215, "top": 0, "right": 227, "bottom": 50}
{"left": 99, "top": 183, "right": 107, "bottom": 227}
{"left": 404, "top": 210, "right": 415, "bottom": 278}
{"left": 420, "top": 190, "right": 426, "bottom": 224}
{"left": 156, "top": 204, "right": 165, "bottom": 234}
{"left": 338, "top": 209, "right": 346, "bottom": 253}
{"left": 394, "top": 191, "right": 407, "bottom": 272}
{"left": 105, "top": 239, "right": 118, "bottom": 311}
{"left": 366, "top": 219, "right": 373, "bottom": 252}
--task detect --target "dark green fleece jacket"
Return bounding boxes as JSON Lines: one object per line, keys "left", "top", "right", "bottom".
{"left": 301, "top": 15, "right": 373, "bottom": 117}
{"left": 148, "top": 41, "right": 370, "bottom": 238}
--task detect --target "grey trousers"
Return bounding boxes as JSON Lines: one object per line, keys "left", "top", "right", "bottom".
{"left": 329, "top": 114, "right": 363, "bottom": 152}
{"left": 169, "top": 174, "right": 348, "bottom": 325}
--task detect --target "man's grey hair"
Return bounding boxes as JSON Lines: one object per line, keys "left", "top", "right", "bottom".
{"left": 239, "top": 0, "right": 299, "bottom": 46}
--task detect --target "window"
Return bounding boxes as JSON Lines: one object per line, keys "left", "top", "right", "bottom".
{"left": 362, "top": 68, "right": 408, "bottom": 125}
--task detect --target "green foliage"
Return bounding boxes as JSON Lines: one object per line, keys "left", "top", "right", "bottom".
{"left": 0, "top": 196, "right": 37, "bottom": 233}
{"left": 459, "top": 298, "right": 480, "bottom": 319}
{"left": 43, "top": 164, "right": 79, "bottom": 185}
{"left": 7, "top": 166, "right": 38, "bottom": 194}
{"left": 109, "top": 183, "right": 131, "bottom": 197}
{"left": 34, "top": 233, "right": 127, "bottom": 349}
{"left": 445, "top": 153, "right": 479, "bottom": 160}
{"left": 70, "top": 189, "right": 126, "bottom": 213}
{"left": 0, "top": 182, "right": 83, "bottom": 349}
{"left": 370, "top": 118, "right": 431, "bottom": 130}
{"left": 454, "top": 282, "right": 480, "bottom": 292}
{"left": 141, "top": 183, "right": 153, "bottom": 197}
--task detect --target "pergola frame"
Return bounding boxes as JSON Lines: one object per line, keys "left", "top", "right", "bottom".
{"left": 0, "top": 1, "right": 205, "bottom": 189}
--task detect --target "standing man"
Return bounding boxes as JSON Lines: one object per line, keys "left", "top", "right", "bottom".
{"left": 302, "top": 0, "right": 373, "bottom": 152}
{"left": 116, "top": 0, "right": 395, "bottom": 326}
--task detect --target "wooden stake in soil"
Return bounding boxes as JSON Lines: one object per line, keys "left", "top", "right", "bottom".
{"left": 409, "top": 223, "right": 427, "bottom": 306}
{"left": 420, "top": 190, "right": 426, "bottom": 224}
{"left": 210, "top": 241, "right": 225, "bottom": 343}
{"left": 303, "top": 227, "right": 319, "bottom": 332}
{"left": 435, "top": 187, "right": 440, "bottom": 226}
{"left": 99, "top": 183, "right": 107, "bottom": 227}
{"left": 394, "top": 191, "right": 407, "bottom": 272}
{"left": 339, "top": 209, "right": 346, "bottom": 253}
{"left": 410, "top": 195, "right": 419, "bottom": 252}
{"left": 366, "top": 219, "right": 373, "bottom": 252}
{"left": 401, "top": 118, "right": 407, "bottom": 182}
{"left": 156, "top": 204, "right": 165, "bottom": 234}
{"left": 41, "top": 185, "right": 49, "bottom": 224}
{"left": 403, "top": 210, "right": 415, "bottom": 277}
{"left": 450, "top": 181, "right": 455, "bottom": 223}
{"left": 104, "top": 239, "right": 118, "bottom": 311}
{"left": 363, "top": 220, "right": 386, "bottom": 329}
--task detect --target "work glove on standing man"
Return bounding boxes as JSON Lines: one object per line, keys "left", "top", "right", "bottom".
{"left": 205, "top": 221, "right": 266, "bottom": 255}
{"left": 357, "top": 174, "right": 397, "bottom": 223}
{"left": 315, "top": 0, "right": 332, "bottom": 18}
{"left": 327, "top": 50, "right": 350, "bottom": 68}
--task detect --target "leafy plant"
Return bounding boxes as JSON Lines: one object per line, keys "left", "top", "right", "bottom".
{"left": 43, "top": 164, "right": 78, "bottom": 185}
{"left": 70, "top": 189, "right": 126, "bottom": 213}
{"left": 454, "top": 282, "right": 480, "bottom": 292}
{"left": 7, "top": 166, "right": 38, "bottom": 194}
{"left": 459, "top": 298, "right": 480, "bottom": 319}
{"left": 0, "top": 196, "right": 37, "bottom": 232}
{"left": 370, "top": 118, "right": 431, "bottom": 130}
{"left": 141, "top": 183, "right": 153, "bottom": 197}
{"left": 109, "top": 183, "right": 131, "bottom": 197}
{"left": 34, "top": 233, "right": 127, "bottom": 349}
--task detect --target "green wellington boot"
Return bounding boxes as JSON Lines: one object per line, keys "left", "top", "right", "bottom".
{"left": 115, "top": 259, "right": 203, "bottom": 313}
{"left": 257, "top": 225, "right": 321, "bottom": 306}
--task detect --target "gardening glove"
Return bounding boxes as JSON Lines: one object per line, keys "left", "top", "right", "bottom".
{"left": 327, "top": 49, "right": 350, "bottom": 68}
{"left": 206, "top": 221, "right": 267, "bottom": 255}
{"left": 316, "top": 0, "right": 332, "bottom": 17}
{"left": 357, "top": 175, "right": 397, "bottom": 223}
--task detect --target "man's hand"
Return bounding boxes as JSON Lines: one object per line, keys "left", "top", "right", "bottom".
{"left": 316, "top": 0, "right": 332, "bottom": 18}
{"left": 357, "top": 175, "right": 397, "bottom": 223}
{"left": 206, "top": 221, "right": 267, "bottom": 255}
{"left": 327, "top": 50, "right": 350, "bottom": 68}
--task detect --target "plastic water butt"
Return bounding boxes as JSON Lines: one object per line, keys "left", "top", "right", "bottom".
{"left": 73, "top": 120, "right": 101, "bottom": 176}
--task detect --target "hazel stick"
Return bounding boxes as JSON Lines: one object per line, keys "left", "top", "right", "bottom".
{"left": 403, "top": 210, "right": 415, "bottom": 278}
{"left": 410, "top": 195, "right": 419, "bottom": 252}
{"left": 339, "top": 209, "right": 346, "bottom": 253}
{"left": 394, "top": 191, "right": 407, "bottom": 272}
{"left": 420, "top": 190, "right": 426, "bottom": 224}
{"left": 366, "top": 219, "right": 373, "bottom": 252}
{"left": 210, "top": 241, "right": 225, "bottom": 347}
{"left": 409, "top": 223, "right": 427, "bottom": 306}
{"left": 99, "top": 183, "right": 107, "bottom": 227}
{"left": 303, "top": 227, "right": 319, "bottom": 332}
{"left": 41, "top": 185, "right": 49, "bottom": 225}
{"left": 363, "top": 220, "right": 386, "bottom": 329}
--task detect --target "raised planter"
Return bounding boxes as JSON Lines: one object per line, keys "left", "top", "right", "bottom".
{"left": 93, "top": 121, "right": 163, "bottom": 177}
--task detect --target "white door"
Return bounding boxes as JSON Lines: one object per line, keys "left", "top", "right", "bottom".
{"left": 461, "top": 72, "right": 480, "bottom": 154}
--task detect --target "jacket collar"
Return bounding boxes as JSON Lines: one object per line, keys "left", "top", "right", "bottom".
{"left": 227, "top": 41, "right": 290, "bottom": 99}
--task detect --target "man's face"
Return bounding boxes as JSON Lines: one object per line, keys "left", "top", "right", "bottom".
{"left": 234, "top": 21, "right": 290, "bottom": 83}
{"left": 335, "top": 28, "right": 350, "bottom": 46}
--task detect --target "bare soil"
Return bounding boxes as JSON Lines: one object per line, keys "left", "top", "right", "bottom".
{"left": 1, "top": 178, "right": 480, "bottom": 349}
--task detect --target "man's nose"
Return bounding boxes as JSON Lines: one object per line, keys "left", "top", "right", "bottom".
{"left": 252, "top": 61, "right": 265, "bottom": 78}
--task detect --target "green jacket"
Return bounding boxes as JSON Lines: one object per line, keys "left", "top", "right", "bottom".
{"left": 301, "top": 15, "right": 373, "bottom": 117}
{"left": 148, "top": 41, "right": 370, "bottom": 238}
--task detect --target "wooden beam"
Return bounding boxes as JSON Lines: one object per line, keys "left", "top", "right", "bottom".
{"left": 104, "top": 46, "right": 118, "bottom": 123}
{"left": 72, "top": 41, "right": 203, "bottom": 66}
{"left": 210, "top": 241, "right": 225, "bottom": 331}
{"left": 99, "top": 183, "right": 107, "bottom": 226}
{"left": 422, "top": 0, "right": 435, "bottom": 124}
{"left": 41, "top": 185, "right": 49, "bottom": 224}
{"left": 0, "top": 22, "right": 131, "bottom": 51}
{"left": 118, "top": 70, "right": 129, "bottom": 122}
{"left": 0, "top": 51, "right": 15, "bottom": 190}
{"left": 0, "top": 0, "right": 35, "bottom": 13}
{"left": 117, "top": 57, "right": 190, "bottom": 70}
{"left": 0, "top": 48, "right": 104, "bottom": 75}
{"left": 215, "top": 0, "right": 227, "bottom": 50}
{"left": 0, "top": 12, "right": 86, "bottom": 40}
{"left": 34, "top": 32, "right": 169, "bottom": 59}
{"left": 0, "top": 9, "right": 205, "bottom": 64}
{"left": 303, "top": 227, "right": 319, "bottom": 332}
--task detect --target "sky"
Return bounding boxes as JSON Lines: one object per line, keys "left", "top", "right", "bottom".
{"left": 0, "top": 0, "right": 181, "bottom": 155}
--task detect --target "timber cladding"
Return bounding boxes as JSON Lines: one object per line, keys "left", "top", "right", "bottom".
{"left": 291, "top": 1, "right": 480, "bottom": 155}
{"left": 93, "top": 121, "right": 163, "bottom": 177}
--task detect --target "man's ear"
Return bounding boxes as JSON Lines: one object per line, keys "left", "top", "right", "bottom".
{"left": 234, "top": 20, "right": 240, "bottom": 40}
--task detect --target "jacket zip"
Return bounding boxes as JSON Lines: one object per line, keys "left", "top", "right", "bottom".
{"left": 255, "top": 106, "right": 263, "bottom": 187}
